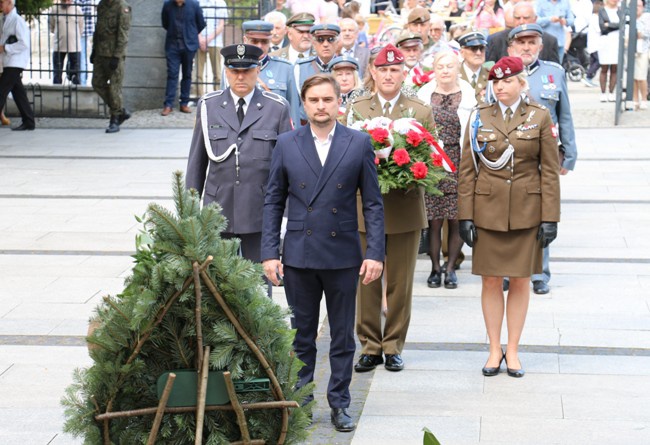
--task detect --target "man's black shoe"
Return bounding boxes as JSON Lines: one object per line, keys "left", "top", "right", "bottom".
{"left": 533, "top": 281, "right": 550, "bottom": 294}
{"left": 106, "top": 115, "right": 120, "bottom": 133}
{"left": 118, "top": 108, "right": 131, "bottom": 125}
{"left": 330, "top": 408, "right": 356, "bottom": 432}
{"left": 12, "top": 123, "right": 35, "bottom": 131}
{"left": 384, "top": 354, "right": 404, "bottom": 371}
{"left": 354, "top": 354, "right": 383, "bottom": 372}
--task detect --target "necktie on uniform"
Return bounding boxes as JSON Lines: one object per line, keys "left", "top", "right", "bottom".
{"left": 471, "top": 73, "right": 477, "bottom": 88}
{"left": 271, "top": 45, "right": 280, "bottom": 52}
{"left": 383, "top": 102, "right": 391, "bottom": 116}
{"left": 505, "top": 107, "right": 513, "bottom": 125}
{"left": 237, "top": 97, "right": 245, "bottom": 125}
{"left": 298, "top": 52, "right": 304, "bottom": 59}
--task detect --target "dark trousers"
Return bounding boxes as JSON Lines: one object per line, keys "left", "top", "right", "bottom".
{"left": 587, "top": 51, "right": 600, "bottom": 80}
{"left": 52, "top": 51, "right": 80, "bottom": 84}
{"left": 283, "top": 265, "right": 359, "bottom": 409}
{"left": 0, "top": 68, "right": 35, "bottom": 127}
{"left": 165, "top": 41, "right": 195, "bottom": 107}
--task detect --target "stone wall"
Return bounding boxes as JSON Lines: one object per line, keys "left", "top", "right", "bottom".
{"left": 123, "top": 0, "right": 167, "bottom": 111}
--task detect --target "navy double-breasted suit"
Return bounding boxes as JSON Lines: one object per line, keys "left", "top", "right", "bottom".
{"left": 261, "top": 122, "right": 384, "bottom": 408}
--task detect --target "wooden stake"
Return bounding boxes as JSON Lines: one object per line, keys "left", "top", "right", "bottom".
{"left": 193, "top": 262, "right": 204, "bottom": 373}
{"left": 147, "top": 372, "right": 176, "bottom": 445}
{"left": 199, "top": 270, "right": 290, "bottom": 445}
{"left": 223, "top": 371, "right": 251, "bottom": 444}
{"left": 94, "top": 399, "right": 299, "bottom": 421}
{"left": 195, "top": 346, "right": 210, "bottom": 445}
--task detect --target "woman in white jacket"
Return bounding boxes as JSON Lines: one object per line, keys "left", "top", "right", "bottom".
{"left": 417, "top": 50, "right": 477, "bottom": 289}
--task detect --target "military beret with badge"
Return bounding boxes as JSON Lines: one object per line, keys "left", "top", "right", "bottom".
{"left": 488, "top": 56, "right": 524, "bottom": 80}
{"left": 373, "top": 44, "right": 405, "bottom": 67}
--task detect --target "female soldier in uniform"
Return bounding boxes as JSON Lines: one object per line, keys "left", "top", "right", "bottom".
{"left": 457, "top": 57, "right": 560, "bottom": 378}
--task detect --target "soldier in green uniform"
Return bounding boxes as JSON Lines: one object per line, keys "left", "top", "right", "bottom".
{"left": 91, "top": 0, "right": 131, "bottom": 133}
{"left": 346, "top": 44, "right": 435, "bottom": 374}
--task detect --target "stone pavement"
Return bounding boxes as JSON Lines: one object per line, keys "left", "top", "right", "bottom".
{"left": 0, "top": 81, "right": 649, "bottom": 444}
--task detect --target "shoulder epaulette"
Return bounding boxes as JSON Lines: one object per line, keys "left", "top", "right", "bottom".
{"left": 269, "top": 56, "right": 291, "bottom": 65}
{"left": 529, "top": 101, "right": 547, "bottom": 110}
{"left": 477, "top": 101, "right": 493, "bottom": 109}
{"left": 262, "top": 90, "right": 288, "bottom": 106}
{"left": 405, "top": 96, "right": 428, "bottom": 107}
{"left": 297, "top": 56, "right": 316, "bottom": 65}
{"left": 202, "top": 90, "right": 225, "bottom": 101}
{"left": 350, "top": 95, "right": 372, "bottom": 105}
{"left": 540, "top": 60, "right": 565, "bottom": 72}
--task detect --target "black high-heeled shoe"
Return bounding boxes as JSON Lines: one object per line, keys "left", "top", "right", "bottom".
{"left": 444, "top": 270, "right": 458, "bottom": 289}
{"left": 482, "top": 351, "right": 505, "bottom": 377}
{"left": 505, "top": 353, "right": 525, "bottom": 378}
{"left": 427, "top": 270, "right": 442, "bottom": 288}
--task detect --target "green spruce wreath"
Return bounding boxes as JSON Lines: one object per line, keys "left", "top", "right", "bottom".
{"left": 62, "top": 172, "right": 312, "bottom": 444}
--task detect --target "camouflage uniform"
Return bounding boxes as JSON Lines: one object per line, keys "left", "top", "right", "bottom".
{"left": 92, "top": 0, "right": 131, "bottom": 119}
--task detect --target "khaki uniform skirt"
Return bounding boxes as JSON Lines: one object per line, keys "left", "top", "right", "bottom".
{"left": 472, "top": 227, "right": 542, "bottom": 277}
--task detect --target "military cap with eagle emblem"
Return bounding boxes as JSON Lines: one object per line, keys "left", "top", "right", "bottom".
{"left": 373, "top": 44, "right": 405, "bottom": 67}
{"left": 488, "top": 56, "right": 524, "bottom": 80}
{"left": 221, "top": 44, "right": 263, "bottom": 69}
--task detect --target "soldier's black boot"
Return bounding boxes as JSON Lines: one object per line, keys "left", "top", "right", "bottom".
{"left": 106, "top": 115, "right": 120, "bottom": 133}
{"left": 118, "top": 108, "right": 131, "bottom": 125}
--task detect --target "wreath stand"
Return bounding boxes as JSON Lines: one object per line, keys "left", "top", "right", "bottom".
{"left": 92, "top": 257, "right": 299, "bottom": 445}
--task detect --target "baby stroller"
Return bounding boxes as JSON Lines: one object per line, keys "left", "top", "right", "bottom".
{"left": 563, "top": 26, "right": 590, "bottom": 82}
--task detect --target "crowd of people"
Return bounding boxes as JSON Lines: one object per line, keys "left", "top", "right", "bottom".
{"left": 0, "top": 0, "right": 641, "bottom": 434}
{"left": 178, "top": 0, "right": 583, "bottom": 433}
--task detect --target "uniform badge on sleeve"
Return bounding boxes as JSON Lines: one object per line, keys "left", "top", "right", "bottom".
{"left": 551, "top": 125, "right": 558, "bottom": 139}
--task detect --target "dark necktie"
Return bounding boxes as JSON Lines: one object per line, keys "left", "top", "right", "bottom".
{"left": 237, "top": 98, "right": 245, "bottom": 125}
{"left": 383, "top": 102, "right": 390, "bottom": 116}
{"left": 298, "top": 52, "right": 304, "bottom": 59}
{"left": 471, "top": 73, "right": 477, "bottom": 88}
{"left": 271, "top": 45, "right": 280, "bottom": 52}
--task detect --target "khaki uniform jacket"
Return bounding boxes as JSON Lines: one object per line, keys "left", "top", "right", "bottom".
{"left": 345, "top": 92, "right": 435, "bottom": 234}
{"left": 48, "top": 4, "right": 83, "bottom": 53}
{"left": 458, "top": 100, "right": 561, "bottom": 232}
{"left": 269, "top": 46, "right": 316, "bottom": 63}
{"left": 459, "top": 63, "right": 489, "bottom": 103}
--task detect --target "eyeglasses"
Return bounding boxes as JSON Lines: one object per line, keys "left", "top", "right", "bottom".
{"left": 467, "top": 46, "right": 485, "bottom": 53}
{"left": 315, "top": 36, "right": 338, "bottom": 44}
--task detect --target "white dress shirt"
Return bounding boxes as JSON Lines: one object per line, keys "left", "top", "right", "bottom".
{"left": 311, "top": 124, "right": 336, "bottom": 165}
{"left": 498, "top": 97, "right": 521, "bottom": 120}
{"left": 1, "top": 8, "right": 31, "bottom": 69}
{"left": 230, "top": 89, "right": 256, "bottom": 115}
{"left": 378, "top": 92, "right": 401, "bottom": 116}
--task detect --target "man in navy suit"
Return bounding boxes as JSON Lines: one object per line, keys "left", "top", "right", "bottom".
{"left": 161, "top": 0, "right": 206, "bottom": 116}
{"left": 261, "top": 74, "right": 385, "bottom": 432}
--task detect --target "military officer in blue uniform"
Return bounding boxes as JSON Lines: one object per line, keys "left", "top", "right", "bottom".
{"left": 186, "top": 44, "right": 293, "bottom": 272}
{"left": 220, "top": 20, "right": 301, "bottom": 126}
{"left": 294, "top": 23, "right": 340, "bottom": 125}
{"left": 506, "top": 23, "right": 577, "bottom": 294}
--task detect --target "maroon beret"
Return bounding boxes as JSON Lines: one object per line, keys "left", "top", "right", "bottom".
{"left": 373, "top": 44, "right": 405, "bottom": 67}
{"left": 488, "top": 56, "right": 524, "bottom": 81}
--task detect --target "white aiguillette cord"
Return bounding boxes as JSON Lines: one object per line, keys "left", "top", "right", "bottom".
{"left": 201, "top": 99, "right": 238, "bottom": 164}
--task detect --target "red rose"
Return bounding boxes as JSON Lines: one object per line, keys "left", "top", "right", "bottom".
{"left": 369, "top": 127, "right": 390, "bottom": 144}
{"left": 393, "top": 148, "right": 411, "bottom": 166}
{"left": 430, "top": 152, "right": 443, "bottom": 167}
{"left": 374, "top": 156, "right": 380, "bottom": 165}
{"left": 410, "top": 161, "right": 428, "bottom": 179}
{"left": 406, "top": 130, "right": 424, "bottom": 147}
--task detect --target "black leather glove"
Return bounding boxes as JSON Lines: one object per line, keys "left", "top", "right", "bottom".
{"left": 89, "top": 51, "right": 95, "bottom": 64}
{"left": 537, "top": 222, "right": 558, "bottom": 248}
{"left": 459, "top": 220, "right": 478, "bottom": 248}
{"left": 109, "top": 57, "right": 119, "bottom": 70}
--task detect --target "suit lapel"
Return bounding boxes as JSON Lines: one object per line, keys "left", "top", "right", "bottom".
{"left": 310, "top": 123, "right": 351, "bottom": 205}
{"left": 296, "top": 125, "right": 323, "bottom": 178}
{"left": 509, "top": 100, "right": 529, "bottom": 132}
{"left": 220, "top": 90, "right": 240, "bottom": 131}
{"left": 490, "top": 105, "right": 508, "bottom": 138}
{"left": 390, "top": 94, "right": 411, "bottom": 119}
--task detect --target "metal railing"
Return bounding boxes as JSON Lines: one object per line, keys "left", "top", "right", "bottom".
{"left": 12, "top": 2, "right": 265, "bottom": 117}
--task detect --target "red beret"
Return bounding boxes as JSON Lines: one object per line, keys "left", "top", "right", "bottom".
{"left": 488, "top": 56, "right": 524, "bottom": 81}
{"left": 373, "top": 44, "right": 405, "bottom": 67}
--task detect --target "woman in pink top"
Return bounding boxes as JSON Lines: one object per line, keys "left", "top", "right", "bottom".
{"left": 474, "top": 0, "right": 505, "bottom": 33}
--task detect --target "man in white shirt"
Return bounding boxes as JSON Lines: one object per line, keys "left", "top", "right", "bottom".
{"left": 338, "top": 17, "right": 369, "bottom": 77}
{"left": 264, "top": 10, "right": 289, "bottom": 52}
{"left": 0, "top": 0, "right": 35, "bottom": 130}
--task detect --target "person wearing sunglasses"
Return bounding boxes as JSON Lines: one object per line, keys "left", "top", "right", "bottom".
{"left": 294, "top": 23, "right": 340, "bottom": 125}
{"left": 458, "top": 30, "right": 490, "bottom": 104}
